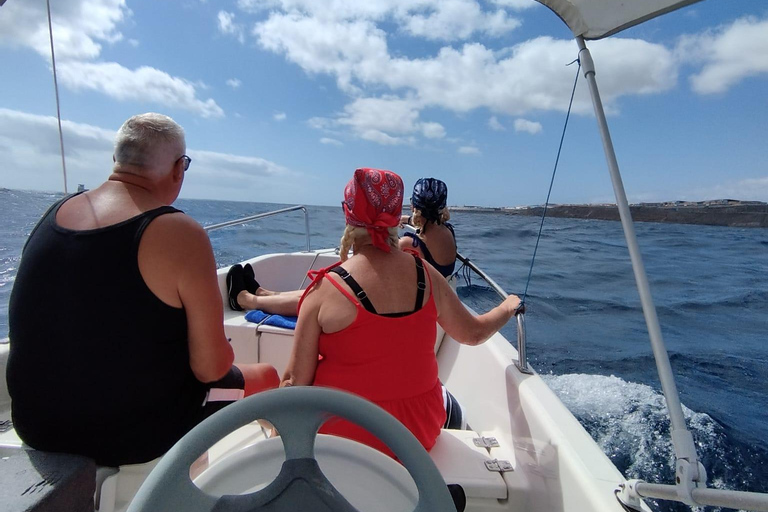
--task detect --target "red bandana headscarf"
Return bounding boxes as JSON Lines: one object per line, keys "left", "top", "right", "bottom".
{"left": 342, "top": 168, "right": 404, "bottom": 253}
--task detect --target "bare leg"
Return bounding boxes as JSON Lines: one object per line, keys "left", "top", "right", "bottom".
{"left": 236, "top": 289, "right": 304, "bottom": 316}
{"left": 236, "top": 363, "right": 280, "bottom": 396}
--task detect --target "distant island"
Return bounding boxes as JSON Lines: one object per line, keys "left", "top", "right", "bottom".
{"left": 452, "top": 199, "right": 768, "bottom": 228}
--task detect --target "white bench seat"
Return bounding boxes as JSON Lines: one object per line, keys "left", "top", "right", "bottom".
{"left": 429, "top": 429, "right": 510, "bottom": 500}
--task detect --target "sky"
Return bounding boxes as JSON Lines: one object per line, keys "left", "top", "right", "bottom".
{"left": 0, "top": 0, "right": 766, "bottom": 208}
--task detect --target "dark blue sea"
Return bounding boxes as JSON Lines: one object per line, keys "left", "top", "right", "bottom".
{"left": 1, "top": 189, "right": 766, "bottom": 512}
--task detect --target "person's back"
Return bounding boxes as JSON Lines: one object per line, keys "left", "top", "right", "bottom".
{"left": 7, "top": 194, "right": 204, "bottom": 465}
{"left": 307, "top": 246, "right": 444, "bottom": 457}
{"left": 400, "top": 178, "right": 457, "bottom": 278}
{"left": 283, "top": 168, "right": 521, "bottom": 458}
{"left": 7, "top": 113, "right": 277, "bottom": 466}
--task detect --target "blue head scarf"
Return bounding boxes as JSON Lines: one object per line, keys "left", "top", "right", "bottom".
{"left": 411, "top": 178, "right": 448, "bottom": 223}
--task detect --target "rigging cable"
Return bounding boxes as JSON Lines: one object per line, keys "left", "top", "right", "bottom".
{"left": 46, "top": 0, "right": 68, "bottom": 194}
{"left": 520, "top": 57, "right": 581, "bottom": 305}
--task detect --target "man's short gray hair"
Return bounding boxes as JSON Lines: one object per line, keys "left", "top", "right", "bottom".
{"left": 114, "top": 113, "right": 185, "bottom": 168}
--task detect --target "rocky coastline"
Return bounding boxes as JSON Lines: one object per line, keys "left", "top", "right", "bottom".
{"left": 453, "top": 200, "right": 768, "bottom": 228}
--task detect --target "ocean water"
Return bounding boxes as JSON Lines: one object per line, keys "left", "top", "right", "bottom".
{"left": 1, "top": 188, "right": 766, "bottom": 511}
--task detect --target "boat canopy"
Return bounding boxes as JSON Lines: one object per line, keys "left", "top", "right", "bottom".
{"left": 535, "top": 0, "right": 703, "bottom": 39}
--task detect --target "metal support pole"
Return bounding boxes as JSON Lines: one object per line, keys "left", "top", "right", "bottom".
{"left": 575, "top": 36, "right": 704, "bottom": 504}
{"left": 46, "top": 0, "right": 68, "bottom": 194}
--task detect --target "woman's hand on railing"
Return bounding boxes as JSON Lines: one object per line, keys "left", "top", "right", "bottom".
{"left": 503, "top": 294, "right": 523, "bottom": 318}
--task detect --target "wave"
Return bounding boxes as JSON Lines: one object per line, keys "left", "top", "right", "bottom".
{"left": 476, "top": 226, "right": 539, "bottom": 240}
{"left": 541, "top": 373, "right": 768, "bottom": 511}
{"left": 664, "top": 290, "right": 768, "bottom": 310}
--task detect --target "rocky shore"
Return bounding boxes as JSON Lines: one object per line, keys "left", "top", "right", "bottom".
{"left": 453, "top": 201, "right": 768, "bottom": 228}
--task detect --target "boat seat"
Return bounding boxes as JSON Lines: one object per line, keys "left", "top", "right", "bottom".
{"left": 224, "top": 308, "right": 446, "bottom": 378}
{"left": 0, "top": 426, "right": 98, "bottom": 511}
{"left": 0, "top": 422, "right": 266, "bottom": 512}
{"left": 219, "top": 254, "right": 450, "bottom": 374}
{"left": 96, "top": 421, "right": 268, "bottom": 512}
{"left": 428, "top": 429, "right": 510, "bottom": 500}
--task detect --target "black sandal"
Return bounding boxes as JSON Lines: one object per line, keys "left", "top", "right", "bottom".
{"left": 226, "top": 264, "right": 246, "bottom": 311}
{"left": 243, "top": 263, "right": 261, "bottom": 295}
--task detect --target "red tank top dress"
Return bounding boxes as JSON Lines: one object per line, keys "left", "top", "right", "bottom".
{"left": 299, "top": 259, "right": 446, "bottom": 458}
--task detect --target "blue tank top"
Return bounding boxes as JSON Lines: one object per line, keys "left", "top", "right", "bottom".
{"left": 403, "top": 223, "right": 456, "bottom": 278}
{"left": 7, "top": 194, "right": 206, "bottom": 466}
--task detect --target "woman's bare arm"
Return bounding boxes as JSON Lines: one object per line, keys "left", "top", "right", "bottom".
{"left": 430, "top": 264, "right": 520, "bottom": 345}
{"left": 281, "top": 286, "right": 322, "bottom": 387}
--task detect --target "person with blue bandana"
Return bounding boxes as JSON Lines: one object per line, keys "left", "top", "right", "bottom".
{"left": 400, "top": 178, "right": 457, "bottom": 279}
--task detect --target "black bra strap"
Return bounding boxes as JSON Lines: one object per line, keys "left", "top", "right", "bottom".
{"left": 330, "top": 257, "right": 426, "bottom": 316}
{"left": 413, "top": 255, "right": 426, "bottom": 311}
{"left": 330, "top": 266, "right": 377, "bottom": 314}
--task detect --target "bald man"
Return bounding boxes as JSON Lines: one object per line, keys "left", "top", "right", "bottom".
{"left": 8, "top": 113, "right": 278, "bottom": 466}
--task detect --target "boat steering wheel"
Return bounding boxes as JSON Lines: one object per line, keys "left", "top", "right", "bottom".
{"left": 126, "top": 386, "right": 455, "bottom": 512}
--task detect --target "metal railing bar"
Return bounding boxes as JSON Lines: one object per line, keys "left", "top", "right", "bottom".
{"left": 454, "top": 252, "right": 531, "bottom": 373}
{"left": 455, "top": 253, "right": 507, "bottom": 300}
{"left": 203, "top": 205, "right": 311, "bottom": 252}
{"left": 633, "top": 481, "right": 768, "bottom": 511}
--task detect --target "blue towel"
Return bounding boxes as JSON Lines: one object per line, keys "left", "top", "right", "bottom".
{"left": 244, "top": 309, "right": 298, "bottom": 330}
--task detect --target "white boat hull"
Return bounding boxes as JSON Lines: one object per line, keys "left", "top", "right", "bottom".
{"left": 0, "top": 249, "right": 644, "bottom": 512}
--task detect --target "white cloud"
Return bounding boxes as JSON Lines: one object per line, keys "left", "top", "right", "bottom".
{"left": 255, "top": 14, "right": 390, "bottom": 93}
{"left": 0, "top": 109, "right": 297, "bottom": 201}
{"left": 421, "top": 122, "right": 446, "bottom": 139}
{"left": 490, "top": 0, "right": 538, "bottom": 10}
{"left": 226, "top": 78, "right": 242, "bottom": 89}
{"left": 488, "top": 116, "right": 505, "bottom": 131}
{"left": 0, "top": 108, "right": 119, "bottom": 192}
{"left": 458, "top": 146, "right": 480, "bottom": 155}
{"left": 686, "top": 176, "right": 768, "bottom": 203}
{"left": 253, "top": 12, "right": 677, "bottom": 113}
{"left": 58, "top": 62, "right": 224, "bottom": 118}
{"left": 242, "top": 1, "right": 677, "bottom": 145}
{"left": 307, "top": 117, "right": 330, "bottom": 130}
{"left": 190, "top": 150, "right": 293, "bottom": 180}
{"left": 273, "top": 112, "right": 287, "bottom": 121}
{"left": 0, "top": 0, "right": 226, "bottom": 118}
{"left": 514, "top": 118, "right": 542, "bottom": 134}
{"left": 181, "top": 151, "right": 303, "bottom": 203}
{"left": 218, "top": 10, "right": 246, "bottom": 44}
{"left": 678, "top": 16, "right": 768, "bottom": 95}
{"left": 310, "top": 96, "right": 439, "bottom": 145}
{"left": 0, "top": 0, "right": 127, "bottom": 60}
{"left": 237, "top": 0, "right": 280, "bottom": 13}
{"left": 397, "top": 0, "right": 521, "bottom": 41}
{"left": 320, "top": 137, "right": 343, "bottom": 146}
{"left": 245, "top": 0, "right": 524, "bottom": 41}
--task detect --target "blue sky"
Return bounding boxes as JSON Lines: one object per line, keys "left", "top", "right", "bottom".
{"left": 0, "top": 0, "right": 766, "bottom": 207}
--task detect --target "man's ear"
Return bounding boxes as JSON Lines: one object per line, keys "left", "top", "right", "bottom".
{"left": 172, "top": 160, "right": 184, "bottom": 182}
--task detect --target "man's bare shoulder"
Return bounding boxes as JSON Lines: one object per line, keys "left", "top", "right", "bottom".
{"left": 141, "top": 211, "right": 211, "bottom": 256}
{"left": 149, "top": 211, "right": 206, "bottom": 235}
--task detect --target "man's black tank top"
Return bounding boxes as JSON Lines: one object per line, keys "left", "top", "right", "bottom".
{"left": 7, "top": 194, "right": 206, "bottom": 466}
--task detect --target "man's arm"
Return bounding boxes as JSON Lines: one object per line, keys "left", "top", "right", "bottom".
{"left": 139, "top": 213, "right": 233, "bottom": 382}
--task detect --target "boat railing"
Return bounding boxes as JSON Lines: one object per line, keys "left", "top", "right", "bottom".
{"left": 203, "top": 205, "right": 311, "bottom": 252}
{"left": 455, "top": 253, "right": 531, "bottom": 374}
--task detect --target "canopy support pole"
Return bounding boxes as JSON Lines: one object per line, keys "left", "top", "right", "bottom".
{"left": 575, "top": 36, "right": 706, "bottom": 507}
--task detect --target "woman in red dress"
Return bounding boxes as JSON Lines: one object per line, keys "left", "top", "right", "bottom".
{"left": 281, "top": 167, "right": 521, "bottom": 457}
